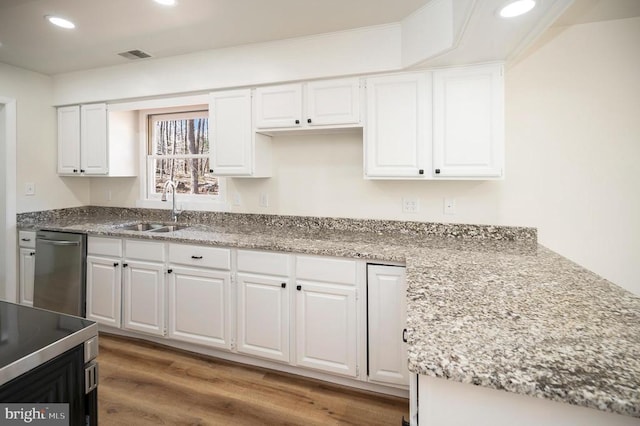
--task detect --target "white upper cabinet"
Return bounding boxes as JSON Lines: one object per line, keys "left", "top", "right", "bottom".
{"left": 305, "top": 78, "right": 360, "bottom": 126}
{"left": 209, "top": 89, "right": 272, "bottom": 177}
{"left": 255, "top": 78, "right": 361, "bottom": 131}
{"left": 80, "top": 103, "right": 108, "bottom": 175}
{"left": 57, "top": 103, "right": 137, "bottom": 176}
{"left": 364, "top": 72, "right": 431, "bottom": 178}
{"left": 255, "top": 84, "right": 303, "bottom": 129}
{"left": 57, "top": 106, "right": 81, "bottom": 174}
{"left": 432, "top": 63, "right": 504, "bottom": 178}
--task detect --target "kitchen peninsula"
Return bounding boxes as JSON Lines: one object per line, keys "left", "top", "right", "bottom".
{"left": 0, "top": 301, "right": 98, "bottom": 424}
{"left": 17, "top": 206, "right": 640, "bottom": 425}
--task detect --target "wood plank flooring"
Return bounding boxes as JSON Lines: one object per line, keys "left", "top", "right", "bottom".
{"left": 98, "top": 334, "right": 409, "bottom": 425}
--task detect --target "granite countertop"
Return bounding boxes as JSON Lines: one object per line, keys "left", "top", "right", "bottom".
{"left": 17, "top": 207, "right": 640, "bottom": 418}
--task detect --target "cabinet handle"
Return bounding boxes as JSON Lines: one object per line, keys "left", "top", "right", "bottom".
{"left": 113, "top": 262, "right": 119, "bottom": 267}
{"left": 191, "top": 255, "right": 203, "bottom": 259}
{"left": 418, "top": 169, "right": 424, "bottom": 175}
{"left": 30, "top": 252, "right": 36, "bottom": 256}
{"left": 167, "top": 269, "right": 173, "bottom": 274}
{"left": 295, "top": 119, "right": 300, "bottom": 125}
{"left": 402, "top": 328, "right": 408, "bottom": 343}
{"left": 122, "top": 263, "right": 128, "bottom": 268}
{"left": 281, "top": 283, "right": 286, "bottom": 289}
{"left": 296, "top": 285, "right": 302, "bottom": 291}
{"left": 435, "top": 168, "right": 441, "bottom": 174}
{"left": 307, "top": 118, "right": 312, "bottom": 124}
{"left": 21, "top": 238, "right": 31, "bottom": 242}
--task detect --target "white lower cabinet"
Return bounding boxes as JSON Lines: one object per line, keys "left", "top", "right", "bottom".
{"left": 237, "top": 273, "right": 290, "bottom": 362}
{"left": 86, "top": 236, "right": 123, "bottom": 327}
{"left": 18, "top": 248, "right": 36, "bottom": 306}
{"left": 122, "top": 260, "right": 166, "bottom": 336}
{"left": 168, "top": 266, "right": 231, "bottom": 349}
{"left": 236, "top": 249, "right": 291, "bottom": 363}
{"left": 367, "top": 264, "right": 409, "bottom": 387}
{"left": 295, "top": 255, "right": 358, "bottom": 378}
{"left": 86, "top": 255, "right": 122, "bottom": 327}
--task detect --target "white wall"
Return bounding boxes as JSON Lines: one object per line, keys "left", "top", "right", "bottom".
{"left": 0, "top": 63, "right": 90, "bottom": 213}
{"left": 89, "top": 16, "right": 640, "bottom": 295}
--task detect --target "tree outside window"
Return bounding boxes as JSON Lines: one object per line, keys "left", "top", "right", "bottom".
{"left": 147, "top": 110, "right": 219, "bottom": 197}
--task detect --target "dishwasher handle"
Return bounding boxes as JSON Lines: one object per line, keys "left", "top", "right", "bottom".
{"left": 37, "top": 238, "right": 81, "bottom": 246}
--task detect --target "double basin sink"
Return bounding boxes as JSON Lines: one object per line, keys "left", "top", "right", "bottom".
{"left": 119, "top": 223, "right": 188, "bottom": 233}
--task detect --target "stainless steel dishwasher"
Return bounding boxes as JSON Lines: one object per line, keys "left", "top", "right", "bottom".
{"left": 33, "top": 230, "right": 87, "bottom": 317}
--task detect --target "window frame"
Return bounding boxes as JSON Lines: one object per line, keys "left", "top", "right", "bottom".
{"left": 134, "top": 102, "right": 228, "bottom": 212}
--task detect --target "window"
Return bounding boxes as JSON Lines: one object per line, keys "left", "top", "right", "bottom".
{"left": 146, "top": 109, "right": 220, "bottom": 201}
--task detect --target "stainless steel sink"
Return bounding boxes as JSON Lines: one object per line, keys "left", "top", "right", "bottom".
{"left": 119, "top": 223, "right": 188, "bottom": 233}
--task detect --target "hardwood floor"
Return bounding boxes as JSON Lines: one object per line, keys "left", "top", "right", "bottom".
{"left": 98, "top": 334, "right": 409, "bottom": 425}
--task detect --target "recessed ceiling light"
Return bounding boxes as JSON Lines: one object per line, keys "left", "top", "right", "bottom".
{"left": 499, "top": 0, "right": 536, "bottom": 18}
{"left": 154, "top": 0, "right": 176, "bottom": 6}
{"left": 45, "top": 15, "right": 76, "bottom": 29}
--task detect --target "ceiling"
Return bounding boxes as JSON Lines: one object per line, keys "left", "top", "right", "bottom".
{"left": 0, "top": 0, "right": 639, "bottom": 76}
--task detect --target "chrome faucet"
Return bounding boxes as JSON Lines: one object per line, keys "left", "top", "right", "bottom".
{"left": 161, "top": 180, "right": 182, "bottom": 222}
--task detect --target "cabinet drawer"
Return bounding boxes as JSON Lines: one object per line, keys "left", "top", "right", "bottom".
{"left": 169, "top": 244, "right": 230, "bottom": 270}
{"left": 88, "top": 236, "right": 122, "bottom": 257}
{"left": 237, "top": 250, "right": 290, "bottom": 276}
{"left": 296, "top": 256, "right": 357, "bottom": 285}
{"left": 125, "top": 239, "right": 165, "bottom": 262}
{"left": 18, "top": 231, "right": 36, "bottom": 249}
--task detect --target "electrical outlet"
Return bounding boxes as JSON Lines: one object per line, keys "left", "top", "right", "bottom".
{"left": 444, "top": 198, "right": 456, "bottom": 215}
{"left": 25, "top": 183, "right": 35, "bottom": 196}
{"left": 402, "top": 198, "right": 419, "bottom": 213}
{"left": 232, "top": 193, "right": 242, "bottom": 206}
{"left": 259, "top": 193, "right": 269, "bottom": 207}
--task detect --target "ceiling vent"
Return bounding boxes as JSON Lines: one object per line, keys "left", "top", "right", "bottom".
{"left": 118, "top": 49, "right": 152, "bottom": 60}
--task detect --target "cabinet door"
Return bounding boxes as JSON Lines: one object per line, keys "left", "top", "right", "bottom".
{"left": 433, "top": 63, "right": 504, "bottom": 178}
{"left": 168, "top": 266, "right": 231, "bottom": 349}
{"left": 237, "top": 273, "right": 290, "bottom": 362}
{"left": 255, "top": 84, "right": 302, "bottom": 129}
{"left": 86, "top": 256, "right": 122, "bottom": 328}
{"left": 367, "top": 265, "right": 409, "bottom": 386}
{"left": 19, "top": 248, "right": 36, "bottom": 306}
{"left": 57, "top": 105, "right": 81, "bottom": 174}
{"left": 80, "top": 103, "right": 108, "bottom": 175}
{"left": 295, "top": 282, "right": 357, "bottom": 377}
{"left": 306, "top": 78, "right": 360, "bottom": 126}
{"left": 209, "top": 89, "right": 253, "bottom": 176}
{"left": 365, "top": 72, "right": 431, "bottom": 178}
{"left": 122, "top": 260, "right": 165, "bottom": 336}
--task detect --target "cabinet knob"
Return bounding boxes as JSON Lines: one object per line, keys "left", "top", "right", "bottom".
{"left": 113, "top": 262, "right": 119, "bottom": 267}
{"left": 73, "top": 169, "right": 78, "bottom": 173}
{"left": 30, "top": 252, "right": 36, "bottom": 256}
{"left": 418, "top": 169, "right": 424, "bottom": 175}
{"left": 296, "top": 285, "right": 302, "bottom": 291}
{"left": 435, "top": 169, "right": 441, "bottom": 174}
{"left": 122, "top": 263, "right": 128, "bottom": 268}
{"left": 191, "top": 255, "right": 203, "bottom": 260}
{"left": 167, "top": 269, "right": 173, "bottom": 274}
{"left": 209, "top": 169, "right": 214, "bottom": 173}
{"left": 403, "top": 328, "right": 408, "bottom": 343}
{"left": 80, "top": 169, "right": 86, "bottom": 173}
{"left": 281, "top": 283, "right": 286, "bottom": 289}
{"left": 295, "top": 119, "right": 300, "bottom": 125}
{"left": 307, "top": 118, "right": 312, "bottom": 124}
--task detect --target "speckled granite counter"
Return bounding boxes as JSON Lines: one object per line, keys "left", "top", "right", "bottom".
{"left": 18, "top": 207, "right": 640, "bottom": 419}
